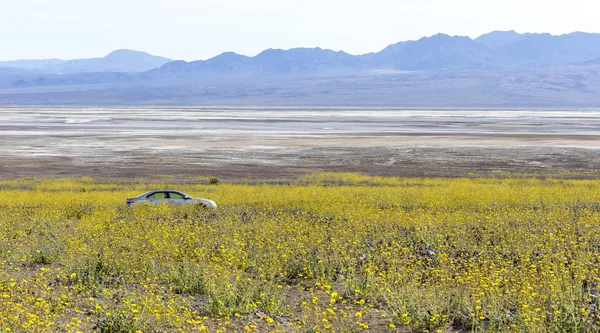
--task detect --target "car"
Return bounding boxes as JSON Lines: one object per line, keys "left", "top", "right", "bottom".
{"left": 126, "top": 190, "right": 217, "bottom": 209}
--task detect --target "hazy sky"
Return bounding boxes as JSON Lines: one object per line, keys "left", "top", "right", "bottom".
{"left": 1, "top": 0, "right": 598, "bottom": 61}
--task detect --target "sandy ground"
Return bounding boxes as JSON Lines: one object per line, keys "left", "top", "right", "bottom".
{"left": 1, "top": 108, "right": 599, "bottom": 179}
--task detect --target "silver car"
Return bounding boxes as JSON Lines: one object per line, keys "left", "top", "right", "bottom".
{"left": 126, "top": 190, "right": 217, "bottom": 209}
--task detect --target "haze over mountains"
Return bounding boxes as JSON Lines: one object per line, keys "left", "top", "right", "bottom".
{"left": 2, "top": 31, "right": 600, "bottom": 107}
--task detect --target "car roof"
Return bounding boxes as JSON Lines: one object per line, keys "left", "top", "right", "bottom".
{"left": 137, "top": 190, "right": 187, "bottom": 197}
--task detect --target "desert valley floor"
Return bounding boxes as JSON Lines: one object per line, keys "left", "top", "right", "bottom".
{"left": 1, "top": 108, "right": 599, "bottom": 178}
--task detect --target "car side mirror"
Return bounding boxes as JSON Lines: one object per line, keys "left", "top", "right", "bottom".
{"left": 184, "top": 196, "right": 191, "bottom": 200}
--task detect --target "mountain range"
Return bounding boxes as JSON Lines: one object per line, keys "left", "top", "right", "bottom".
{"left": 148, "top": 31, "right": 600, "bottom": 75}
{"left": 1, "top": 31, "right": 600, "bottom": 107}
{"left": 0, "top": 49, "right": 171, "bottom": 73}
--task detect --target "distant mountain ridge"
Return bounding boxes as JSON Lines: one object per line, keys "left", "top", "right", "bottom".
{"left": 3, "top": 31, "right": 600, "bottom": 76}
{"left": 363, "top": 33, "right": 493, "bottom": 70}
{"left": 2, "top": 31, "right": 600, "bottom": 107}
{"left": 147, "top": 48, "right": 362, "bottom": 78}
{"left": 0, "top": 50, "right": 171, "bottom": 73}
{"left": 146, "top": 31, "right": 600, "bottom": 77}
{"left": 474, "top": 30, "right": 530, "bottom": 48}
{"left": 0, "top": 59, "right": 66, "bottom": 70}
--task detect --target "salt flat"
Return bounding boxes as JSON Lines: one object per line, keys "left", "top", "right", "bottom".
{"left": 1, "top": 108, "right": 599, "bottom": 178}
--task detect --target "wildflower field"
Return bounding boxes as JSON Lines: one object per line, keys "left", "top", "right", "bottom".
{"left": 1, "top": 173, "right": 600, "bottom": 332}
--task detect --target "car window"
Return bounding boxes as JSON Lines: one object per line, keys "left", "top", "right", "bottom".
{"left": 147, "top": 192, "right": 167, "bottom": 199}
{"left": 169, "top": 192, "right": 184, "bottom": 199}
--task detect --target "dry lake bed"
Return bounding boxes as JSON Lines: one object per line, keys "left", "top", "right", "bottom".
{"left": 1, "top": 108, "right": 599, "bottom": 179}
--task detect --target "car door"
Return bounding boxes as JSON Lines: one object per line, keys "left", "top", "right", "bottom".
{"left": 167, "top": 191, "right": 186, "bottom": 205}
